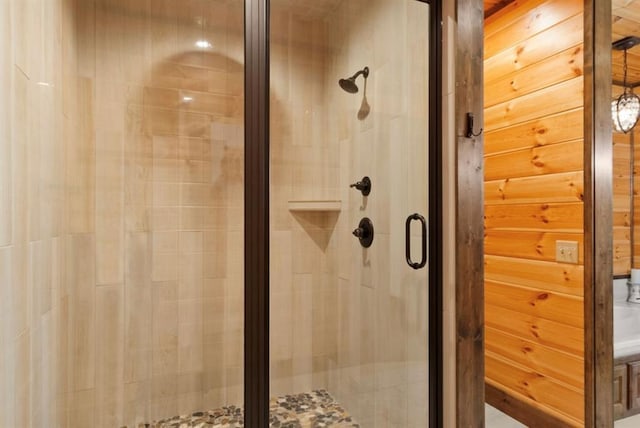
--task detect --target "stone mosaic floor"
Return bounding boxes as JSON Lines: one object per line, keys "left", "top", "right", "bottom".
{"left": 134, "top": 390, "right": 359, "bottom": 428}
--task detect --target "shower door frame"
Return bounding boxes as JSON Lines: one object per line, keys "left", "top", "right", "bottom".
{"left": 244, "top": 0, "right": 444, "bottom": 426}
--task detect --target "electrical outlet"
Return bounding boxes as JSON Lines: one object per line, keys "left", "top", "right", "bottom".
{"left": 556, "top": 240, "right": 579, "bottom": 264}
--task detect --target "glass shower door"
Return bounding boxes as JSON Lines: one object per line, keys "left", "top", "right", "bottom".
{"left": 269, "top": 0, "right": 431, "bottom": 425}
{"left": 73, "top": 1, "right": 247, "bottom": 426}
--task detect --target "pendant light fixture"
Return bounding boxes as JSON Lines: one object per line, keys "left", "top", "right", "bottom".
{"left": 612, "top": 37, "right": 640, "bottom": 134}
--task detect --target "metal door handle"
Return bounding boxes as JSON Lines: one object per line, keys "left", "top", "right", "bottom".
{"left": 406, "top": 213, "right": 427, "bottom": 270}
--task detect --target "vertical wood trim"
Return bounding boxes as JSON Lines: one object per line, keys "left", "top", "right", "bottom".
{"left": 584, "top": 0, "right": 613, "bottom": 426}
{"left": 455, "top": 0, "right": 485, "bottom": 426}
{"left": 244, "top": 0, "right": 270, "bottom": 425}
{"left": 427, "top": 0, "right": 444, "bottom": 426}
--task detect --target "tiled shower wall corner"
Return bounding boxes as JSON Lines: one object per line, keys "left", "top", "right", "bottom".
{"left": 73, "top": 0, "right": 248, "bottom": 424}
{"left": 269, "top": 2, "right": 341, "bottom": 398}
{"left": 81, "top": 0, "right": 247, "bottom": 423}
{"left": 1, "top": 0, "right": 75, "bottom": 425}
{"left": 1, "top": 0, "right": 248, "bottom": 426}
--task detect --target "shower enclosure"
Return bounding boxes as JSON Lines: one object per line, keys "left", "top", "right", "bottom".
{"left": 0, "top": 0, "right": 442, "bottom": 426}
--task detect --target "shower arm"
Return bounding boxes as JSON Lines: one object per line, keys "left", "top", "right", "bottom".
{"left": 350, "top": 67, "right": 370, "bottom": 80}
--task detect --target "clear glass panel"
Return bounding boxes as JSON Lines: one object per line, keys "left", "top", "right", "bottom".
{"left": 269, "top": 0, "right": 430, "bottom": 425}
{"left": 0, "top": 0, "right": 244, "bottom": 426}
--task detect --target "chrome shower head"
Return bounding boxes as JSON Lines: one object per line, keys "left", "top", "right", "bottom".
{"left": 339, "top": 67, "right": 369, "bottom": 94}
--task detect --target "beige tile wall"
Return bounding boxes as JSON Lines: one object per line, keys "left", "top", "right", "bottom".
{"left": 268, "top": 4, "right": 342, "bottom": 398}
{"left": 1, "top": 0, "right": 246, "bottom": 426}
{"left": 269, "top": 0, "right": 431, "bottom": 426}
{"left": 80, "top": 0, "right": 246, "bottom": 424}
{"left": 324, "top": 2, "right": 431, "bottom": 426}
{"left": 1, "top": 0, "right": 73, "bottom": 426}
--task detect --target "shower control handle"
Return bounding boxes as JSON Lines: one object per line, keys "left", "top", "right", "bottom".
{"left": 350, "top": 176, "right": 371, "bottom": 196}
{"left": 353, "top": 217, "right": 374, "bottom": 248}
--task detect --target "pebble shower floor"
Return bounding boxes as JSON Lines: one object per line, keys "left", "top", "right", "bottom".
{"left": 129, "top": 390, "right": 360, "bottom": 428}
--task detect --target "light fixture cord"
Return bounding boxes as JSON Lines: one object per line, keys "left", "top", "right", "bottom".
{"left": 625, "top": 48, "right": 630, "bottom": 94}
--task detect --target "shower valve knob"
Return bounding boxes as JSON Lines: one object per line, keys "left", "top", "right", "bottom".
{"left": 349, "top": 176, "right": 371, "bottom": 196}
{"left": 352, "top": 217, "right": 374, "bottom": 248}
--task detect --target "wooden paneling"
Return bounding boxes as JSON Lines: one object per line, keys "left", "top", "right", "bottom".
{"left": 484, "top": 140, "right": 583, "bottom": 181}
{"left": 613, "top": 83, "right": 632, "bottom": 276}
{"left": 484, "top": 46, "right": 583, "bottom": 109}
{"left": 485, "top": 230, "right": 584, "bottom": 263}
{"left": 629, "top": 124, "right": 640, "bottom": 272}
{"left": 457, "top": 0, "right": 486, "bottom": 426}
{"left": 614, "top": 210, "right": 630, "bottom": 228}
{"left": 581, "top": 0, "right": 612, "bottom": 425}
{"left": 486, "top": 327, "right": 583, "bottom": 389}
{"left": 484, "top": 0, "right": 583, "bottom": 60}
{"left": 614, "top": 364, "right": 628, "bottom": 420}
{"left": 486, "top": 383, "right": 576, "bottom": 427}
{"left": 486, "top": 304, "right": 584, "bottom": 356}
{"left": 486, "top": 352, "right": 584, "bottom": 425}
{"left": 485, "top": 108, "right": 584, "bottom": 156}
{"left": 485, "top": 255, "right": 584, "bottom": 297}
{"left": 485, "top": 77, "right": 584, "bottom": 131}
{"left": 486, "top": 281, "right": 583, "bottom": 328}
{"left": 613, "top": 1, "right": 640, "bottom": 85}
{"left": 629, "top": 361, "right": 640, "bottom": 411}
{"left": 484, "top": 202, "right": 583, "bottom": 232}
{"left": 613, "top": 355, "right": 640, "bottom": 420}
{"left": 484, "top": 14, "right": 584, "bottom": 85}
{"left": 484, "top": 0, "right": 516, "bottom": 19}
{"left": 612, "top": 0, "right": 640, "bottom": 276}
{"left": 485, "top": 171, "right": 584, "bottom": 205}
{"left": 484, "top": 0, "right": 585, "bottom": 424}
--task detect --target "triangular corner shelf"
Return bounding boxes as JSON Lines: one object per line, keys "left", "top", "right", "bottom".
{"left": 287, "top": 200, "right": 342, "bottom": 212}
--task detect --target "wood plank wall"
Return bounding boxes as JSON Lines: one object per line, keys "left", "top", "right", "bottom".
{"left": 484, "top": 0, "right": 585, "bottom": 425}
{"left": 612, "top": 85, "right": 632, "bottom": 276}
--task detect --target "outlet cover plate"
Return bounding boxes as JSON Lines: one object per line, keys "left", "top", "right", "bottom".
{"left": 556, "top": 240, "right": 579, "bottom": 264}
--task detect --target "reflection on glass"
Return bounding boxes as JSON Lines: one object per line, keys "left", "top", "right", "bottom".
{"left": 1, "top": 0, "right": 244, "bottom": 426}
{"left": 269, "top": 0, "right": 430, "bottom": 426}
